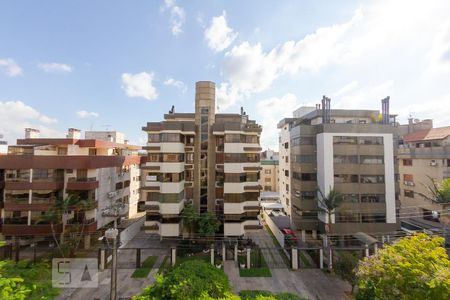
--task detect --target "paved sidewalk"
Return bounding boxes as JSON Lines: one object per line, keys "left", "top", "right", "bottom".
{"left": 224, "top": 261, "right": 350, "bottom": 300}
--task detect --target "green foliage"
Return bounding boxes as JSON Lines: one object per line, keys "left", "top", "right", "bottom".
{"left": 355, "top": 233, "right": 450, "bottom": 300}
{"left": 419, "top": 177, "right": 450, "bottom": 204}
{"left": 197, "top": 212, "right": 221, "bottom": 237}
{"left": 157, "top": 256, "right": 169, "bottom": 274}
{"left": 334, "top": 251, "right": 358, "bottom": 292}
{"left": 181, "top": 203, "right": 198, "bottom": 236}
{"left": 239, "top": 290, "right": 304, "bottom": 300}
{"left": 133, "top": 260, "right": 232, "bottom": 300}
{"left": 131, "top": 256, "right": 158, "bottom": 278}
{"left": 0, "top": 260, "right": 59, "bottom": 300}
{"left": 317, "top": 188, "right": 344, "bottom": 214}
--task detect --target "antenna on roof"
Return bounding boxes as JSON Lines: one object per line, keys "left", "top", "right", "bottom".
{"left": 101, "top": 124, "right": 111, "bottom": 131}
{"left": 169, "top": 105, "right": 175, "bottom": 114}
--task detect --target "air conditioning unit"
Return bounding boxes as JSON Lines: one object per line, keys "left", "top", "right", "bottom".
{"left": 107, "top": 191, "right": 117, "bottom": 199}
{"left": 403, "top": 181, "right": 415, "bottom": 186}
{"left": 429, "top": 160, "right": 437, "bottom": 166}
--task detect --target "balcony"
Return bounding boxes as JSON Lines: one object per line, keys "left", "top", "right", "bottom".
{"left": 4, "top": 201, "right": 53, "bottom": 211}
{"left": 1, "top": 221, "right": 63, "bottom": 236}
{"left": 66, "top": 177, "right": 99, "bottom": 190}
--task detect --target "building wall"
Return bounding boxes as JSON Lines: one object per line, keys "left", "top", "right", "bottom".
{"left": 260, "top": 163, "right": 279, "bottom": 192}
{"left": 279, "top": 124, "right": 291, "bottom": 217}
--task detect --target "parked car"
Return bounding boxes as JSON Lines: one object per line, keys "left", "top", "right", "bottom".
{"left": 282, "top": 228, "right": 298, "bottom": 241}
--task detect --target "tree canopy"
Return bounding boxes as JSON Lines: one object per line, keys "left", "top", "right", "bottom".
{"left": 355, "top": 233, "right": 450, "bottom": 300}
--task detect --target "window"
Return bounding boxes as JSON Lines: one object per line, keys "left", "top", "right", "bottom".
{"left": 334, "top": 174, "right": 358, "bottom": 183}
{"left": 286, "top": 184, "right": 289, "bottom": 192}
{"left": 336, "top": 212, "right": 360, "bottom": 223}
{"left": 333, "top": 136, "right": 357, "bottom": 144}
{"left": 334, "top": 155, "right": 358, "bottom": 164}
{"left": 301, "top": 191, "right": 315, "bottom": 200}
{"left": 361, "top": 213, "right": 386, "bottom": 223}
{"left": 358, "top": 137, "right": 383, "bottom": 145}
{"left": 285, "top": 156, "right": 289, "bottom": 163}
{"left": 360, "top": 155, "right": 384, "bottom": 164}
{"left": 343, "top": 194, "right": 359, "bottom": 203}
{"left": 292, "top": 137, "right": 316, "bottom": 145}
{"left": 264, "top": 169, "right": 271, "bottom": 174}
{"left": 295, "top": 155, "right": 316, "bottom": 163}
{"left": 161, "top": 133, "right": 181, "bottom": 142}
{"left": 148, "top": 134, "right": 160, "bottom": 142}
{"left": 360, "top": 175, "right": 384, "bottom": 183}
{"left": 447, "top": 159, "right": 450, "bottom": 167}
{"left": 225, "top": 134, "right": 241, "bottom": 143}
{"left": 403, "top": 174, "right": 414, "bottom": 182}
{"left": 284, "top": 142, "right": 289, "bottom": 149}
{"left": 89, "top": 148, "right": 97, "bottom": 155}
{"left": 361, "top": 194, "right": 385, "bottom": 203}
{"left": 300, "top": 173, "right": 317, "bottom": 181}
{"left": 57, "top": 147, "right": 67, "bottom": 155}
{"left": 264, "top": 178, "right": 271, "bottom": 182}
{"left": 284, "top": 170, "right": 289, "bottom": 177}
{"left": 186, "top": 153, "right": 194, "bottom": 164}
{"left": 404, "top": 190, "right": 414, "bottom": 198}
{"left": 403, "top": 159, "right": 413, "bottom": 166}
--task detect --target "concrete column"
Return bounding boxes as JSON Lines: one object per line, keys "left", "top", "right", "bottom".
{"left": 84, "top": 234, "right": 91, "bottom": 250}
{"left": 246, "top": 248, "right": 251, "bottom": 269}
{"left": 374, "top": 243, "right": 378, "bottom": 254}
{"left": 171, "top": 247, "right": 176, "bottom": 267}
{"left": 387, "top": 235, "right": 391, "bottom": 243}
{"left": 322, "top": 235, "right": 328, "bottom": 248}
{"left": 99, "top": 249, "right": 106, "bottom": 270}
{"left": 222, "top": 243, "right": 226, "bottom": 262}
{"left": 381, "top": 235, "right": 386, "bottom": 244}
{"left": 319, "top": 248, "right": 324, "bottom": 269}
{"left": 210, "top": 244, "right": 214, "bottom": 265}
{"left": 301, "top": 230, "right": 306, "bottom": 242}
{"left": 234, "top": 244, "right": 238, "bottom": 262}
{"left": 328, "top": 248, "right": 333, "bottom": 270}
{"left": 312, "top": 230, "right": 317, "bottom": 239}
{"left": 291, "top": 248, "right": 298, "bottom": 270}
{"left": 365, "top": 244, "right": 369, "bottom": 257}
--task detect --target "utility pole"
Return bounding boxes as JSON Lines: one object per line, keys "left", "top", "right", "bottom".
{"left": 102, "top": 200, "right": 127, "bottom": 300}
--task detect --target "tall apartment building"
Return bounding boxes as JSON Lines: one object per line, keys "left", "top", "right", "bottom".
{"left": 0, "top": 128, "right": 142, "bottom": 246}
{"left": 260, "top": 151, "right": 279, "bottom": 192}
{"left": 278, "top": 97, "right": 400, "bottom": 239}
{"left": 141, "top": 81, "right": 262, "bottom": 237}
{"left": 398, "top": 123, "right": 450, "bottom": 225}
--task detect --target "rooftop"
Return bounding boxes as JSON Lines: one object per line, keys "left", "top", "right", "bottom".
{"left": 402, "top": 126, "right": 450, "bottom": 142}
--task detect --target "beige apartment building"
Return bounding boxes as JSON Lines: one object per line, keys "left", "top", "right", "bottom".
{"left": 0, "top": 128, "right": 142, "bottom": 246}
{"left": 260, "top": 160, "right": 279, "bottom": 192}
{"left": 278, "top": 97, "right": 400, "bottom": 240}
{"left": 398, "top": 123, "right": 450, "bottom": 225}
{"left": 141, "top": 81, "right": 262, "bottom": 237}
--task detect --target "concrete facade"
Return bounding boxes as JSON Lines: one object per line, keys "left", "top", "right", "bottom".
{"left": 141, "top": 81, "right": 262, "bottom": 237}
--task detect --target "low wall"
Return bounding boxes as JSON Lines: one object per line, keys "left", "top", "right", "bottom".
{"left": 263, "top": 210, "right": 285, "bottom": 248}
{"left": 119, "top": 215, "right": 145, "bottom": 247}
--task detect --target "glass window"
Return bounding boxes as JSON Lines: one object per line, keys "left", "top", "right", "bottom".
{"left": 334, "top": 155, "right": 358, "bottom": 164}
{"left": 360, "top": 175, "right": 384, "bottom": 183}
{"left": 225, "top": 134, "right": 241, "bottom": 143}
{"left": 404, "top": 190, "right": 414, "bottom": 198}
{"left": 296, "top": 155, "right": 316, "bottom": 163}
{"left": 360, "top": 156, "right": 384, "bottom": 164}
{"left": 403, "top": 159, "right": 413, "bottom": 166}
{"left": 333, "top": 136, "right": 357, "bottom": 144}
{"left": 361, "top": 194, "right": 385, "bottom": 203}
{"left": 148, "top": 134, "right": 160, "bottom": 142}
{"left": 161, "top": 133, "right": 181, "bottom": 142}
{"left": 358, "top": 137, "right": 383, "bottom": 145}
{"left": 334, "top": 174, "right": 359, "bottom": 183}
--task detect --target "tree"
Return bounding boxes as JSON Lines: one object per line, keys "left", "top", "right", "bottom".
{"left": 355, "top": 233, "right": 450, "bottom": 300}
{"left": 197, "top": 212, "right": 221, "bottom": 237}
{"left": 181, "top": 203, "right": 198, "bottom": 238}
{"left": 419, "top": 177, "right": 450, "bottom": 204}
{"left": 334, "top": 252, "right": 358, "bottom": 293}
{"left": 133, "top": 260, "right": 232, "bottom": 300}
{"left": 38, "top": 194, "right": 90, "bottom": 257}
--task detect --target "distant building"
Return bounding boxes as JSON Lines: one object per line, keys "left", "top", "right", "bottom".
{"left": 0, "top": 128, "right": 142, "bottom": 246}
{"left": 141, "top": 81, "right": 262, "bottom": 237}
{"left": 278, "top": 97, "right": 400, "bottom": 240}
{"left": 398, "top": 123, "right": 450, "bottom": 225}
{"left": 0, "top": 134, "right": 7, "bottom": 154}
{"left": 260, "top": 156, "right": 279, "bottom": 192}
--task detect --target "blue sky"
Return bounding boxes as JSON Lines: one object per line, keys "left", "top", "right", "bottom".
{"left": 1, "top": 0, "right": 450, "bottom": 149}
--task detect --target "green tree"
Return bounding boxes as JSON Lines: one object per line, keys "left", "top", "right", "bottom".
{"left": 133, "top": 260, "right": 232, "bottom": 300}
{"left": 197, "top": 212, "right": 221, "bottom": 237}
{"left": 0, "top": 260, "right": 59, "bottom": 300}
{"left": 355, "top": 233, "right": 450, "bottom": 300}
{"left": 181, "top": 203, "right": 198, "bottom": 238}
{"left": 334, "top": 252, "right": 358, "bottom": 293}
{"left": 419, "top": 177, "right": 450, "bottom": 204}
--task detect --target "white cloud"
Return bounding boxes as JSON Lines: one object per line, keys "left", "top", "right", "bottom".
{"left": 0, "top": 58, "right": 23, "bottom": 77}
{"left": 121, "top": 72, "right": 158, "bottom": 100}
{"left": 0, "top": 100, "right": 60, "bottom": 143}
{"left": 428, "top": 21, "right": 450, "bottom": 72}
{"left": 216, "top": 82, "right": 242, "bottom": 111}
{"left": 219, "top": 8, "right": 362, "bottom": 107}
{"left": 256, "top": 94, "right": 300, "bottom": 149}
{"left": 204, "top": 11, "right": 238, "bottom": 52}
{"left": 332, "top": 81, "right": 394, "bottom": 109}
{"left": 164, "top": 78, "right": 187, "bottom": 93}
{"left": 38, "top": 62, "right": 72, "bottom": 73}
{"left": 77, "top": 110, "right": 99, "bottom": 118}
{"left": 161, "top": 0, "right": 185, "bottom": 36}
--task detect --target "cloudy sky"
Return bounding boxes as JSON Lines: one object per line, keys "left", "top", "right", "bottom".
{"left": 1, "top": 0, "right": 450, "bottom": 149}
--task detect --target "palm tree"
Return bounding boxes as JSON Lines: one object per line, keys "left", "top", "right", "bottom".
{"left": 37, "top": 207, "right": 63, "bottom": 257}
{"left": 316, "top": 187, "right": 344, "bottom": 269}
{"left": 419, "top": 177, "right": 450, "bottom": 204}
